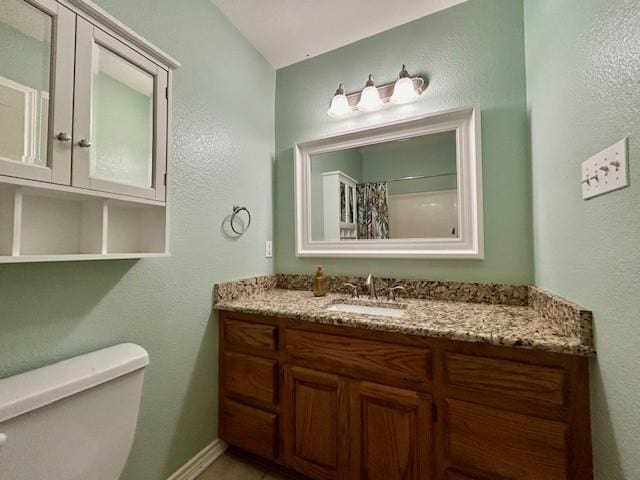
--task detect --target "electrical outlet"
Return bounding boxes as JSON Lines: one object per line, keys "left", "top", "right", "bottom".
{"left": 581, "top": 138, "right": 629, "bottom": 200}
{"left": 265, "top": 240, "right": 273, "bottom": 258}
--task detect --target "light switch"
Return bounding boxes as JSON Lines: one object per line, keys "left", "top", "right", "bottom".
{"left": 581, "top": 138, "right": 629, "bottom": 200}
{"left": 265, "top": 240, "right": 273, "bottom": 258}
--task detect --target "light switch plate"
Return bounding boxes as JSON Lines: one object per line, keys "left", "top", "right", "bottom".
{"left": 265, "top": 240, "right": 273, "bottom": 258}
{"left": 582, "top": 138, "right": 629, "bottom": 200}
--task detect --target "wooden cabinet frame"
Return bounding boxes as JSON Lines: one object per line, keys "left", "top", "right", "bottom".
{"left": 350, "top": 381, "right": 434, "bottom": 480}
{"left": 283, "top": 366, "right": 350, "bottom": 480}
{"left": 218, "top": 311, "right": 593, "bottom": 480}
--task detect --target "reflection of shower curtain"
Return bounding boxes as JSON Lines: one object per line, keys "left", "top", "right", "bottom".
{"left": 357, "top": 182, "right": 390, "bottom": 239}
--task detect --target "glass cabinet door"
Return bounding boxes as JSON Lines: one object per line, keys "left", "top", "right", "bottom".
{"left": 72, "top": 17, "right": 168, "bottom": 201}
{"left": 340, "top": 182, "right": 346, "bottom": 223}
{"left": 0, "top": 0, "right": 74, "bottom": 184}
{"left": 348, "top": 185, "right": 355, "bottom": 224}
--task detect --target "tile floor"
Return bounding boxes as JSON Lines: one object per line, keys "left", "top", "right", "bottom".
{"left": 197, "top": 452, "right": 290, "bottom": 480}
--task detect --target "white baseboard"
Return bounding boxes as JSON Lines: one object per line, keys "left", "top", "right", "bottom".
{"left": 167, "top": 438, "right": 228, "bottom": 480}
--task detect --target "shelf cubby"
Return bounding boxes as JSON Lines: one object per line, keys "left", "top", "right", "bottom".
{"left": 19, "top": 191, "right": 104, "bottom": 256}
{"left": 0, "top": 186, "right": 167, "bottom": 263}
{"left": 106, "top": 202, "right": 166, "bottom": 254}
{"left": 0, "top": 185, "right": 17, "bottom": 256}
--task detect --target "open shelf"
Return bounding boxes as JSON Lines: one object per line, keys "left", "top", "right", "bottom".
{"left": 0, "top": 185, "right": 167, "bottom": 263}
{"left": 0, "top": 252, "right": 169, "bottom": 264}
{"left": 106, "top": 202, "right": 166, "bottom": 254}
{"left": 20, "top": 192, "right": 103, "bottom": 256}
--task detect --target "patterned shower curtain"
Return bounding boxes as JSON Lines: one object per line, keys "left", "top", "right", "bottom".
{"left": 357, "top": 182, "right": 390, "bottom": 239}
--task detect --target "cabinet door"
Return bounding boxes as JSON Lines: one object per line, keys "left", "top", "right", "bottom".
{"left": 284, "top": 366, "right": 349, "bottom": 480}
{"left": 72, "top": 17, "right": 168, "bottom": 201}
{"left": 0, "top": 0, "right": 74, "bottom": 184}
{"left": 444, "top": 399, "right": 569, "bottom": 480}
{"left": 351, "top": 381, "right": 434, "bottom": 480}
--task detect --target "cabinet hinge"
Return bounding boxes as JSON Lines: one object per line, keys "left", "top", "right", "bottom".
{"left": 165, "top": 86, "right": 169, "bottom": 99}
{"left": 432, "top": 404, "right": 438, "bottom": 423}
{"left": 163, "top": 173, "right": 167, "bottom": 186}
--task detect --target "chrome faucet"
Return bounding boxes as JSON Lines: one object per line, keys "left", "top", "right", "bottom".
{"left": 388, "top": 285, "right": 407, "bottom": 301}
{"left": 366, "top": 274, "right": 378, "bottom": 300}
{"left": 343, "top": 283, "right": 359, "bottom": 298}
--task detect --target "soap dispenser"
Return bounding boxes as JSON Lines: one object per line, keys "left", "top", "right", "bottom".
{"left": 313, "top": 266, "right": 327, "bottom": 297}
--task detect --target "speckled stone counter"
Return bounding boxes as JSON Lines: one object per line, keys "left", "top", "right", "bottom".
{"left": 213, "top": 275, "right": 594, "bottom": 356}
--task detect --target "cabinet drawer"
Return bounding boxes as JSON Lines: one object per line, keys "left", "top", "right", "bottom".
{"left": 223, "top": 351, "right": 278, "bottom": 407}
{"left": 286, "top": 329, "right": 431, "bottom": 384}
{"left": 224, "top": 317, "right": 278, "bottom": 353}
{"left": 445, "top": 352, "right": 566, "bottom": 407}
{"left": 220, "top": 398, "right": 278, "bottom": 460}
{"left": 445, "top": 399, "right": 568, "bottom": 480}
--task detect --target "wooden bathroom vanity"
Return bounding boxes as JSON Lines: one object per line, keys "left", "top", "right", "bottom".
{"left": 216, "top": 288, "right": 593, "bottom": 480}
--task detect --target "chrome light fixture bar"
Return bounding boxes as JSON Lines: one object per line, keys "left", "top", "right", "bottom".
{"left": 327, "top": 65, "right": 427, "bottom": 118}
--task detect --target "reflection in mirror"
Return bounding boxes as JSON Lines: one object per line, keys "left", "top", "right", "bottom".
{"left": 0, "top": 0, "right": 52, "bottom": 166}
{"left": 90, "top": 44, "right": 154, "bottom": 188}
{"left": 310, "top": 131, "right": 458, "bottom": 241}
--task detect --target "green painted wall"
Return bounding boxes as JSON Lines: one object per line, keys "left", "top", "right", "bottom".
{"left": 524, "top": 1, "right": 640, "bottom": 478}
{"left": 274, "top": 0, "right": 532, "bottom": 283}
{"left": 0, "top": 1, "right": 275, "bottom": 480}
{"left": 360, "top": 131, "right": 457, "bottom": 195}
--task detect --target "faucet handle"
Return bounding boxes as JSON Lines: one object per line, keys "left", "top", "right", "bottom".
{"left": 388, "top": 285, "right": 407, "bottom": 301}
{"left": 343, "top": 283, "right": 359, "bottom": 298}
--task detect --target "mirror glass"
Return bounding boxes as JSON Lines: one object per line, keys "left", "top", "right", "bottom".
{"left": 90, "top": 43, "right": 154, "bottom": 188}
{"left": 0, "top": 0, "right": 52, "bottom": 166}
{"left": 310, "top": 131, "right": 458, "bottom": 241}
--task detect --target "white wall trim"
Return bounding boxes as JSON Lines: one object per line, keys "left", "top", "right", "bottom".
{"left": 166, "top": 439, "right": 228, "bottom": 480}
{"left": 60, "top": 0, "right": 181, "bottom": 68}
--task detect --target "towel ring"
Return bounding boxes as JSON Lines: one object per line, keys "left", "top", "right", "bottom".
{"left": 230, "top": 206, "right": 251, "bottom": 235}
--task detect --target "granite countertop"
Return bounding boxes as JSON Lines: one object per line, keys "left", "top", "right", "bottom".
{"left": 214, "top": 279, "right": 595, "bottom": 356}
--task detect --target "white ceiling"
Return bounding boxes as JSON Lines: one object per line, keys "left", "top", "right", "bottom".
{"left": 211, "top": 0, "right": 468, "bottom": 69}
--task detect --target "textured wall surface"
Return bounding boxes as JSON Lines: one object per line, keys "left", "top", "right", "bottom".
{"left": 274, "top": 0, "right": 532, "bottom": 283}
{"left": 0, "top": 0, "right": 275, "bottom": 478}
{"left": 524, "top": 1, "right": 640, "bottom": 478}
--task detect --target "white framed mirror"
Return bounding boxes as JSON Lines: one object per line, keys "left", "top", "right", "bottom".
{"left": 294, "top": 105, "right": 483, "bottom": 258}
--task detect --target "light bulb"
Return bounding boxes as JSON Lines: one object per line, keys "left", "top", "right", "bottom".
{"left": 327, "top": 83, "right": 352, "bottom": 119}
{"left": 356, "top": 74, "right": 383, "bottom": 112}
{"left": 390, "top": 65, "right": 420, "bottom": 104}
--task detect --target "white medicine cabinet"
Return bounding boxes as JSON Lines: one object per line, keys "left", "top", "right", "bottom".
{"left": 0, "top": 0, "right": 180, "bottom": 263}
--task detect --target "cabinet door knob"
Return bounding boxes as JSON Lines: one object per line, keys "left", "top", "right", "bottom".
{"left": 56, "top": 132, "right": 72, "bottom": 142}
{"left": 78, "top": 139, "right": 92, "bottom": 148}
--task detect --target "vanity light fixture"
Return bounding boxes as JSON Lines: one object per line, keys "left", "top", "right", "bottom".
{"left": 356, "top": 74, "right": 384, "bottom": 112}
{"left": 326, "top": 66, "right": 427, "bottom": 118}
{"left": 327, "top": 83, "right": 352, "bottom": 119}
{"left": 390, "top": 64, "right": 421, "bottom": 104}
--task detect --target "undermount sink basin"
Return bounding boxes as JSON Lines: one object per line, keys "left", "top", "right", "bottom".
{"left": 326, "top": 303, "right": 407, "bottom": 318}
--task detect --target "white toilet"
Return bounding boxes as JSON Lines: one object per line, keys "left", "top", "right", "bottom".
{"left": 0, "top": 343, "right": 149, "bottom": 480}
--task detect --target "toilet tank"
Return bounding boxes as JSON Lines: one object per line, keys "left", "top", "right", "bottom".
{"left": 0, "top": 344, "right": 149, "bottom": 480}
